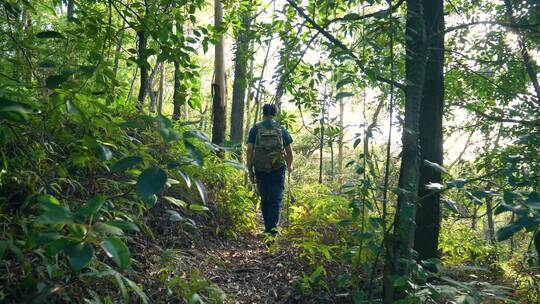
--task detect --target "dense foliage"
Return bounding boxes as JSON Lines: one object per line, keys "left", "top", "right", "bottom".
{"left": 0, "top": 0, "right": 539, "bottom": 303}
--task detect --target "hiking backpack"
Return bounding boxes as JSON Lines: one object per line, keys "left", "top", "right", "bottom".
{"left": 253, "top": 122, "right": 286, "bottom": 172}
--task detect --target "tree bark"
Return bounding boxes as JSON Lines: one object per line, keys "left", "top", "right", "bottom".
{"left": 230, "top": 3, "right": 253, "bottom": 145}
{"left": 413, "top": 0, "right": 445, "bottom": 262}
{"left": 137, "top": 30, "right": 148, "bottom": 104}
{"left": 148, "top": 62, "right": 161, "bottom": 113}
{"left": 337, "top": 98, "right": 345, "bottom": 181}
{"left": 158, "top": 63, "right": 165, "bottom": 115}
{"left": 173, "top": 61, "right": 182, "bottom": 120}
{"left": 383, "top": 0, "right": 427, "bottom": 301}
{"left": 212, "top": 0, "right": 227, "bottom": 145}
{"left": 67, "top": 0, "right": 75, "bottom": 22}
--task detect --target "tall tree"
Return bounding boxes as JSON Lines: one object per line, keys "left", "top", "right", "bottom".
{"left": 383, "top": 0, "right": 427, "bottom": 301}
{"left": 230, "top": 2, "right": 253, "bottom": 146}
{"left": 212, "top": 0, "right": 227, "bottom": 145}
{"left": 413, "top": 0, "right": 445, "bottom": 262}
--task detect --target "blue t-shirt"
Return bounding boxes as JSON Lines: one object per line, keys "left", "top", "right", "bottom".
{"left": 247, "top": 119, "right": 293, "bottom": 147}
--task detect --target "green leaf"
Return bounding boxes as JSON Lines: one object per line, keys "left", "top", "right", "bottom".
{"left": 444, "top": 199, "right": 460, "bottom": 214}
{"left": 184, "top": 140, "right": 204, "bottom": 166}
{"left": 163, "top": 196, "right": 187, "bottom": 208}
{"left": 136, "top": 167, "right": 167, "bottom": 197}
{"left": 496, "top": 224, "right": 522, "bottom": 241}
{"left": 189, "top": 293, "right": 202, "bottom": 304}
{"left": 97, "top": 144, "right": 112, "bottom": 161}
{"left": 36, "top": 30, "right": 65, "bottom": 39}
{"left": 224, "top": 160, "right": 247, "bottom": 171}
{"left": 189, "top": 204, "right": 209, "bottom": 213}
{"left": 101, "top": 237, "right": 131, "bottom": 269}
{"left": 423, "top": 160, "right": 447, "bottom": 174}
{"left": 194, "top": 178, "right": 208, "bottom": 204}
{"left": 0, "top": 98, "right": 33, "bottom": 123}
{"left": 141, "top": 194, "right": 157, "bottom": 207}
{"left": 336, "top": 77, "right": 354, "bottom": 89}
{"left": 177, "top": 170, "right": 192, "bottom": 188}
{"left": 107, "top": 220, "right": 140, "bottom": 232}
{"left": 93, "top": 222, "right": 124, "bottom": 236}
{"left": 446, "top": 179, "right": 467, "bottom": 188}
{"left": 80, "top": 195, "right": 106, "bottom": 217}
{"left": 45, "top": 74, "right": 68, "bottom": 89}
{"left": 335, "top": 92, "right": 354, "bottom": 100}
{"left": 525, "top": 192, "right": 540, "bottom": 209}
{"left": 111, "top": 156, "right": 143, "bottom": 173}
{"left": 165, "top": 209, "right": 182, "bottom": 221}
{"left": 65, "top": 242, "right": 93, "bottom": 271}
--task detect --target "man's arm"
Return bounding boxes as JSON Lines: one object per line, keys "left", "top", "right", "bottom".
{"left": 285, "top": 145, "right": 294, "bottom": 172}
{"left": 247, "top": 143, "right": 255, "bottom": 180}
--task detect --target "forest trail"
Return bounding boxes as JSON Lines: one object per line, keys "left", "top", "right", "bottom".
{"left": 190, "top": 233, "right": 302, "bottom": 303}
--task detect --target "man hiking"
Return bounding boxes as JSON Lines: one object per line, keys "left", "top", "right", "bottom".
{"left": 246, "top": 104, "right": 294, "bottom": 236}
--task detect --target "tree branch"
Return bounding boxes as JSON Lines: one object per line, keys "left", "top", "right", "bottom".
{"left": 322, "top": 0, "right": 405, "bottom": 30}
{"left": 285, "top": 0, "right": 405, "bottom": 90}
{"left": 445, "top": 20, "right": 540, "bottom": 34}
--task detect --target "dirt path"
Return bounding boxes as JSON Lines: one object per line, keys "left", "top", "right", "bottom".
{"left": 189, "top": 234, "right": 303, "bottom": 303}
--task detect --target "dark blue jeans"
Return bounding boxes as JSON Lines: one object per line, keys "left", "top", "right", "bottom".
{"left": 255, "top": 167, "right": 285, "bottom": 235}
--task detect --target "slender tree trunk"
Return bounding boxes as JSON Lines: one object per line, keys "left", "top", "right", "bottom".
{"left": 67, "top": 0, "right": 75, "bottom": 22}
{"left": 157, "top": 63, "right": 164, "bottom": 115}
{"left": 113, "top": 22, "right": 126, "bottom": 80}
{"left": 319, "top": 96, "right": 325, "bottom": 184}
{"left": 173, "top": 61, "right": 182, "bottom": 120}
{"left": 183, "top": 102, "right": 189, "bottom": 120}
{"left": 329, "top": 140, "right": 334, "bottom": 181}
{"left": 137, "top": 30, "right": 148, "bottom": 104}
{"left": 148, "top": 62, "right": 161, "bottom": 113}
{"left": 383, "top": 0, "right": 427, "bottom": 301}
{"left": 244, "top": 45, "right": 255, "bottom": 140}
{"left": 337, "top": 98, "right": 345, "bottom": 181}
{"left": 230, "top": 3, "right": 253, "bottom": 146}
{"left": 212, "top": 0, "right": 227, "bottom": 145}
{"left": 486, "top": 188, "right": 496, "bottom": 244}
{"left": 413, "top": 0, "right": 444, "bottom": 262}
{"left": 127, "top": 67, "right": 138, "bottom": 102}
{"left": 252, "top": 39, "right": 272, "bottom": 126}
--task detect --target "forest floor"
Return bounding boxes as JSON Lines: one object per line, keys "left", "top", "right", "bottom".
{"left": 134, "top": 210, "right": 310, "bottom": 303}
{"left": 192, "top": 233, "right": 304, "bottom": 303}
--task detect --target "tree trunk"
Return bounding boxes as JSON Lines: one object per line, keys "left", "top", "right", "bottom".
{"left": 173, "top": 61, "right": 182, "bottom": 120}
{"left": 319, "top": 96, "right": 325, "bottom": 184}
{"left": 337, "top": 98, "right": 345, "bottom": 181}
{"left": 230, "top": 3, "right": 253, "bottom": 145}
{"left": 413, "top": 0, "right": 444, "bottom": 262}
{"left": 148, "top": 62, "right": 161, "bottom": 113}
{"left": 67, "top": 0, "right": 75, "bottom": 22}
{"left": 383, "top": 0, "right": 427, "bottom": 301}
{"left": 157, "top": 63, "right": 165, "bottom": 115}
{"left": 211, "top": 0, "right": 227, "bottom": 145}
{"left": 486, "top": 191, "right": 495, "bottom": 244}
{"left": 137, "top": 30, "right": 148, "bottom": 104}
{"left": 252, "top": 39, "right": 272, "bottom": 127}
{"left": 244, "top": 45, "right": 255, "bottom": 140}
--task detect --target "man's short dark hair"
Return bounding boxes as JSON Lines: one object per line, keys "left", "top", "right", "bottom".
{"left": 262, "top": 104, "right": 277, "bottom": 117}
